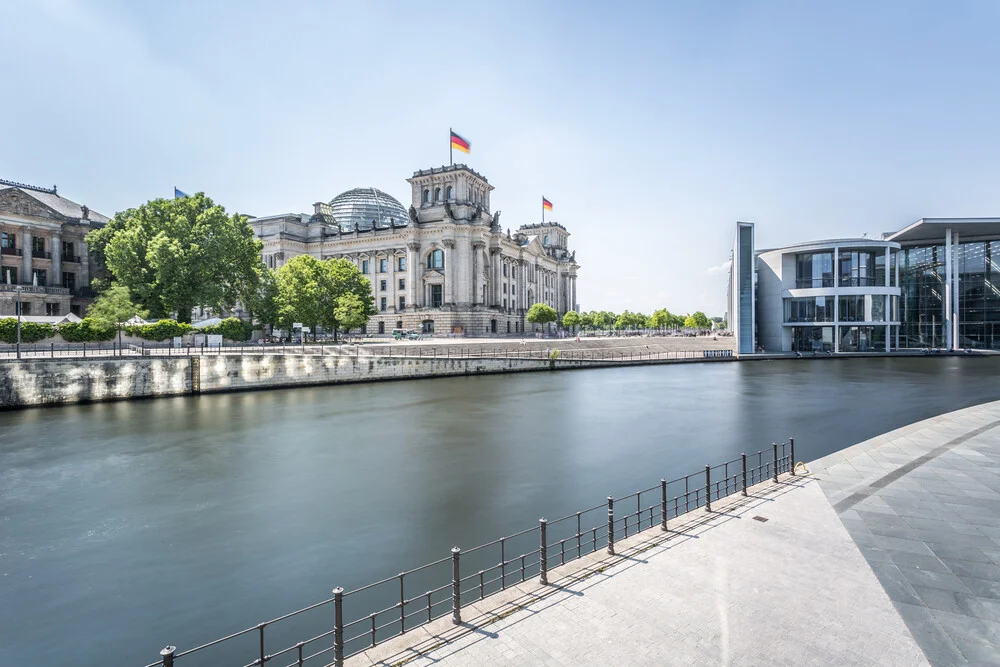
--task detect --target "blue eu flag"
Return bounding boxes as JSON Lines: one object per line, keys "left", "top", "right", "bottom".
{"left": 174, "top": 187, "right": 189, "bottom": 199}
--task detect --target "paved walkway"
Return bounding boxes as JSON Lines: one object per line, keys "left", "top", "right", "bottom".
{"left": 347, "top": 473, "right": 924, "bottom": 665}
{"left": 812, "top": 401, "right": 1000, "bottom": 664}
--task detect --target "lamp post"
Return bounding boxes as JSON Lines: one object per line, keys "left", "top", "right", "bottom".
{"left": 15, "top": 285, "right": 23, "bottom": 359}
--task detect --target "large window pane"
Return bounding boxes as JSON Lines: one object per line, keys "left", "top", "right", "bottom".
{"left": 795, "top": 252, "right": 834, "bottom": 288}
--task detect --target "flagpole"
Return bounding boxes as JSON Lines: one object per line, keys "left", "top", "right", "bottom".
{"left": 449, "top": 128, "right": 453, "bottom": 166}
{"left": 542, "top": 198, "right": 545, "bottom": 224}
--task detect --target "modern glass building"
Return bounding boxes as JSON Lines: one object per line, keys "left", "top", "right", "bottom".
{"left": 729, "top": 218, "right": 1000, "bottom": 354}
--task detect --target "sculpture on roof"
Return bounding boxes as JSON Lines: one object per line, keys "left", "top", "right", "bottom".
{"left": 492, "top": 210, "right": 501, "bottom": 230}
{"left": 506, "top": 228, "right": 511, "bottom": 239}
{"left": 444, "top": 201, "right": 453, "bottom": 220}
{"left": 408, "top": 205, "right": 418, "bottom": 225}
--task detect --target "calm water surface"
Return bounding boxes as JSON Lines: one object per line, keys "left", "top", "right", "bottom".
{"left": 2, "top": 357, "right": 999, "bottom": 665}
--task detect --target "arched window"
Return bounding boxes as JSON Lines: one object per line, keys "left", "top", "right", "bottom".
{"left": 427, "top": 249, "right": 444, "bottom": 269}
{"left": 544, "top": 234, "right": 549, "bottom": 247}
{"left": 434, "top": 187, "right": 442, "bottom": 202}
{"left": 445, "top": 186, "right": 453, "bottom": 200}
{"left": 422, "top": 189, "right": 430, "bottom": 204}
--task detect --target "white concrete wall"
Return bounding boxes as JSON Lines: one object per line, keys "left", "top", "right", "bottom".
{"left": 755, "top": 250, "right": 786, "bottom": 353}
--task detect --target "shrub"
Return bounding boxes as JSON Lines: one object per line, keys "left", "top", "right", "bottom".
{"left": 201, "top": 317, "right": 253, "bottom": 341}
{"left": 58, "top": 319, "right": 116, "bottom": 342}
{"left": 0, "top": 318, "right": 55, "bottom": 344}
{"left": 125, "top": 320, "right": 194, "bottom": 341}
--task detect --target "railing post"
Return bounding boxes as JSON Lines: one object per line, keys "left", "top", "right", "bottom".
{"left": 539, "top": 518, "right": 548, "bottom": 585}
{"left": 705, "top": 465, "right": 712, "bottom": 512}
{"left": 660, "top": 479, "right": 668, "bottom": 531}
{"left": 741, "top": 453, "right": 748, "bottom": 496}
{"left": 607, "top": 496, "right": 615, "bottom": 555}
{"left": 50, "top": 342, "right": 54, "bottom": 358}
{"left": 160, "top": 646, "right": 175, "bottom": 667}
{"left": 333, "top": 586, "right": 344, "bottom": 667}
{"left": 789, "top": 437, "right": 796, "bottom": 475}
{"left": 773, "top": 443, "right": 779, "bottom": 482}
{"left": 451, "top": 547, "right": 461, "bottom": 624}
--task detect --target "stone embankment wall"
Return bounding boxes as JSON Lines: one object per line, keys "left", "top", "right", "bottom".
{"left": 0, "top": 354, "right": 587, "bottom": 408}
{"left": 0, "top": 358, "right": 193, "bottom": 408}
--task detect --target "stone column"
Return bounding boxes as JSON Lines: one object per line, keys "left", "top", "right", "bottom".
{"left": 492, "top": 251, "right": 501, "bottom": 307}
{"left": 51, "top": 235, "right": 62, "bottom": 288}
{"left": 79, "top": 241, "right": 90, "bottom": 294}
{"left": 472, "top": 242, "right": 484, "bottom": 306}
{"left": 407, "top": 241, "right": 420, "bottom": 309}
{"left": 21, "top": 229, "right": 32, "bottom": 285}
{"left": 442, "top": 239, "right": 455, "bottom": 305}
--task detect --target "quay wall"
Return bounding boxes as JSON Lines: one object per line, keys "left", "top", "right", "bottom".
{"left": 0, "top": 354, "right": 613, "bottom": 408}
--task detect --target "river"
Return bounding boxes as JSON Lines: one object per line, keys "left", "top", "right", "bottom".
{"left": 1, "top": 356, "right": 998, "bottom": 665}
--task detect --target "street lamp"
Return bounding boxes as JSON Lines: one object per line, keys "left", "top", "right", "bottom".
{"left": 14, "top": 285, "right": 23, "bottom": 359}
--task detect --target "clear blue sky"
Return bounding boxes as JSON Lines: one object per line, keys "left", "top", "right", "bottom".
{"left": 3, "top": 0, "right": 1000, "bottom": 316}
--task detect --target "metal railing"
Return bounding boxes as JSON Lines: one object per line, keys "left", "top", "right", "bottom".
{"left": 365, "top": 346, "right": 734, "bottom": 362}
{"left": 0, "top": 246, "right": 22, "bottom": 256}
{"left": 147, "top": 439, "right": 796, "bottom": 667}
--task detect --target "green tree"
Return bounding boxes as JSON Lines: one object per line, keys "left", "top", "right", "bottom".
{"left": 683, "top": 311, "right": 712, "bottom": 329}
{"left": 562, "top": 310, "right": 581, "bottom": 332}
{"left": 592, "top": 311, "right": 613, "bottom": 330}
{"left": 579, "top": 312, "right": 594, "bottom": 329}
{"left": 87, "top": 284, "right": 147, "bottom": 347}
{"left": 648, "top": 308, "right": 671, "bottom": 330}
{"left": 526, "top": 303, "right": 557, "bottom": 331}
{"left": 275, "top": 256, "right": 375, "bottom": 342}
{"left": 87, "top": 193, "right": 265, "bottom": 323}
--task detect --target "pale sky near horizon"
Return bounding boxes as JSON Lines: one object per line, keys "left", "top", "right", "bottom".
{"left": 3, "top": 0, "right": 1000, "bottom": 317}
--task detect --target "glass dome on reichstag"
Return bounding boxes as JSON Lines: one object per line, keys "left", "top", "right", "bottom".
{"left": 328, "top": 187, "right": 408, "bottom": 231}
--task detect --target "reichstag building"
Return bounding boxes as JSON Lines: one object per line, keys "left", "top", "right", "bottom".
{"left": 250, "top": 163, "right": 580, "bottom": 335}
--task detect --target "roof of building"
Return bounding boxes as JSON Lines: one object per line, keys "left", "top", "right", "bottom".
{"left": 757, "top": 237, "right": 900, "bottom": 254}
{"left": 409, "top": 164, "right": 490, "bottom": 184}
{"left": 886, "top": 218, "right": 1000, "bottom": 243}
{"left": 0, "top": 179, "right": 110, "bottom": 224}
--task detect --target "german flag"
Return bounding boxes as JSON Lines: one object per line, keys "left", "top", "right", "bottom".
{"left": 542, "top": 197, "right": 553, "bottom": 211}
{"left": 450, "top": 130, "right": 470, "bottom": 154}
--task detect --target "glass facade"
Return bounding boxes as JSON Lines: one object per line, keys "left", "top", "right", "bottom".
{"left": 791, "top": 326, "right": 834, "bottom": 352}
{"left": 327, "top": 187, "right": 408, "bottom": 231}
{"left": 736, "top": 224, "right": 754, "bottom": 354}
{"left": 838, "top": 295, "right": 865, "bottom": 322}
{"left": 795, "top": 252, "right": 834, "bottom": 288}
{"left": 839, "top": 250, "right": 880, "bottom": 287}
{"left": 899, "top": 245, "right": 945, "bottom": 348}
{"left": 839, "top": 326, "right": 887, "bottom": 352}
{"left": 956, "top": 241, "right": 1000, "bottom": 349}
{"left": 784, "top": 296, "right": 834, "bottom": 322}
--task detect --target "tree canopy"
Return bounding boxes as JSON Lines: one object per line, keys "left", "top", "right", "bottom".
{"left": 274, "top": 255, "right": 375, "bottom": 341}
{"left": 86, "top": 193, "right": 265, "bottom": 323}
{"left": 562, "top": 310, "right": 581, "bottom": 330}
{"left": 684, "top": 311, "right": 712, "bottom": 329}
{"left": 526, "top": 303, "right": 557, "bottom": 327}
{"left": 87, "top": 284, "right": 147, "bottom": 346}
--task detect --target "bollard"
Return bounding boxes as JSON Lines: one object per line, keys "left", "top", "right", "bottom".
{"left": 333, "top": 586, "right": 344, "bottom": 666}
{"left": 741, "top": 453, "right": 748, "bottom": 496}
{"left": 451, "top": 547, "right": 462, "bottom": 624}
{"left": 607, "top": 496, "right": 615, "bottom": 555}
{"left": 773, "top": 443, "right": 779, "bottom": 482}
{"left": 660, "top": 479, "right": 668, "bottom": 531}
{"left": 160, "top": 646, "right": 176, "bottom": 667}
{"left": 790, "top": 437, "right": 796, "bottom": 475}
{"left": 705, "top": 465, "right": 712, "bottom": 512}
{"left": 51, "top": 342, "right": 54, "bottom": 358}
{"left": 539, "top": 518, "right": 548, "bottom": 585}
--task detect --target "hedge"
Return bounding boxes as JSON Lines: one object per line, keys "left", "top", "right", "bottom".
{"left": 124, "top": 320, "right": 194, "bottom": 341}
{"left": 0, "top": 318, "right": 55, "bottom": 344}
{"left": 201, "top": 317, "right": 253, "bottom": 341}
{"left": 57, "top": 319, "right": 116, "bottom": 342}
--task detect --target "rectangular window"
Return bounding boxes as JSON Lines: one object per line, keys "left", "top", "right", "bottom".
{"left": 62, "top": 241, "right": 75, "bottom": 259}
{"left": 874, "top": 253, "right": 886, "bottom": 287}
{"left": 0, "top": 232, "right": 14, "bottom": 248}
{"left": 62, "top": 272, "right": 76, "bottom": 291}
{"left": 398, "top": 278, "right": 405, "bottom": 290}
{"left": 362, "top": 260, "right": 369, "bottom": 274}
{"left": 839, "top": 250, "right": 878, "bottom": 287}
{"left": 784, "top": 297, "right": 834, "bottom": 322}
{"left": 503, "top": 298, "right": 508, "bottom": 310}
{"left": 34, "top": 269, "right": 47, "bottom": 287}
{"left": 397, "top": 257, "right": 406, "bottom": 271}
{"left": 838, "top": 295, "right": 865, "bottom": 322}
{"left": 430, "top": 284, "right": 443, "bottom": 307}
{"left": 380, "top": 297, "right": 387, "bottom": 312}
{"left": 32, "top": 236, "right": 45, "bottom": 253}
{"left": 380, "top": 280, "right": 387, "bottom": 291}
{"left": 870, "top": 294, "right": 886, "bottom": 322}
{"left": 379, "top": 258, "right": 388, "bottom": 273}
{"left": 503, "top": 264, "right": 508, "bottom": 277}
{"left": 890, "top": 251, "right": 898, "bottom": 287}
{"left": 398, "top": 296, "right": 406, "bottom": 310}
{"left": 17, "top": 301, "right": 30, "bottom": 315}
{"left": 512, "top": 285, "right": 516, "bottom": 294}
{"left": 46, "top": 302, "right": 60, "bottom": 316}
{"left": 4, "top": 267, "right": 17, "bottom": 284}
{"left": 503, "top": 284, "right": 507, "bottom": 294}
{"left": 794, "top": 252, "right": 834, "bottom": 288}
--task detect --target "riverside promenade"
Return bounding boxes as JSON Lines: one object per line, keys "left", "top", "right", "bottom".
{"left": 346, "top": 401, "right": 1000, "bottom": 666}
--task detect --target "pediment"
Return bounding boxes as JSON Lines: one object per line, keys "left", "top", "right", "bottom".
{"left": 0, "top": 188, "right": 65, "bottom": 221}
